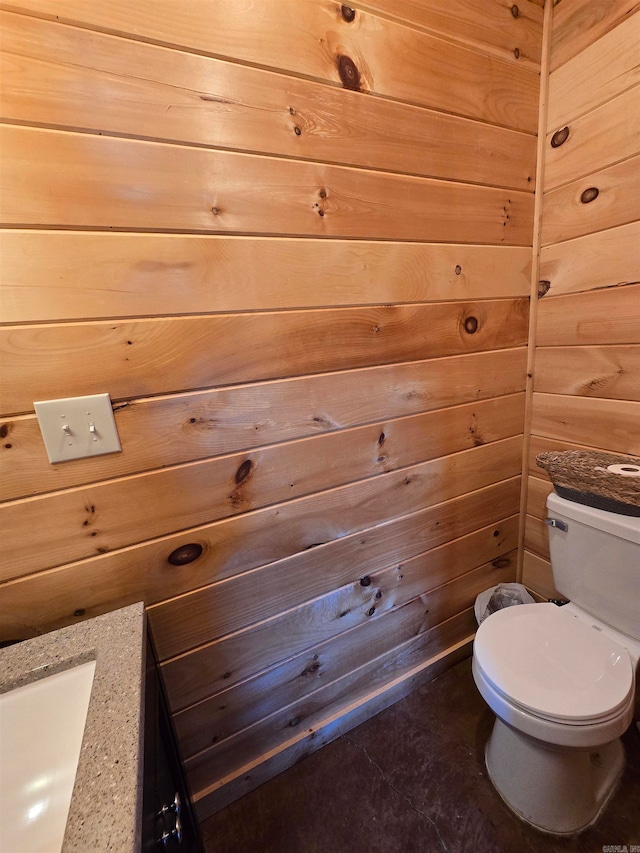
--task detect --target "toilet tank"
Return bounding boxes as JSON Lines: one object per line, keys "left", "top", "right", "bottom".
{"left": 546, "top": 492, "right": 640, "bottom": 640}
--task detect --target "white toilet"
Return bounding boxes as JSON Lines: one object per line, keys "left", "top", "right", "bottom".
{"left": 472, "top": 492, "right": 640, "bottom": 835}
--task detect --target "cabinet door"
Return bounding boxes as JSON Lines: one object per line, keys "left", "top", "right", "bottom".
{"left": 142, "top": 635, "right": 201, "bottom": 852}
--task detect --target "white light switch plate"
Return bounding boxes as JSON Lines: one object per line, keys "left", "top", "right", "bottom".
{"left": 34, "top": 393, "right": 122, "bottom": 464}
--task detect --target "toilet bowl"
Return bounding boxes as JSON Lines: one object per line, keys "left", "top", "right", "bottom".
{"left": 473, "top": 604, "right": 637, "bottom": 834}
{"left": 472, "top": 492, "right": 640, "bottom": 835}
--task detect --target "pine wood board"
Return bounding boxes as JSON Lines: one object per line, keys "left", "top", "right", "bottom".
{"left": 148, "top": 508, "right": 519, "bottom": 662}
{"left": 544, "top": 85, "right": 640, "bottom": 191}
{"left": 0, "top": 1, "right": 540, "bottom": 131}
{"left": 0, "top": 477, "right": 520, "bottom": 644}
{"left": 173, "top": 595, "right": 488, "bottom": 758}
{"left": 0, "top": 432, "right": 522, "bottom": 582}
{"left": 0, "top": 300, "right": 530, "bottom": 417}
{"left": 0, "top": 12, "right": 537, "bottom": 192}
{"left": 524, "top": 514, "right": 549, "bottom": 560}
{"left": 0, "top": 231, "right": 533, "bottom": 323}
{"left": 541, "top": 156, "right": 640, "bottom": 246}
{"left": 536, "top": 283, "right": 640, "bottom": 347}
{"left": 534, "top": 346, "right": 640, "bottom": 401}
{"left": 525, "top": 474, "right": 553, "bottom": 519}
{"left": 530, "top": 393, "right": 640, "bottom": 454}
{"left": 192, "top": 625, "right": 473, "bottom": 819}
{"left": 547, "top": 12, "right": 640, "bottom": 130}
{"left": 521, "top": 549, "right": 557, "bottom": 600}
{"left": 550, "top": 0, "right": 640, "bottom": 72}
{"left": 184, "top": 557, "right": 510, "bottom": 785}
{"left": 345, "top": 0, "right": 543, "bottom": 69}
{"left": 0, "top": 126, "right": 535, "bottom": 245}
{"left": 0, "top": 350, "right": 527, "bottom": 502}
{"left": 159, "top": 487, "right": 521, "bottom": 712}
{"left": 538, "top": 223, "right": 640, "bottom": 296}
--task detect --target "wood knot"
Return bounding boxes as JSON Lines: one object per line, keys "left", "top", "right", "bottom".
{"left": 211, "top": 206, "right": 221, "bottom": 216}
{"left": 367, "top": 607, "right": 376, "bottom": 617}
{"left": 537, "top": 280, "right": 551, "bottom": 298}
{"left": 0, "top": 423, "right": 9, "bottom": 439}
{"left": 235, "top": 459, "right": 253, "bottom": 484}
{"left": 360, "top": 575, "right": 372, "bottom": 586}
{"left": 511, "top": 4, "right": 519, "bottom": 17}
{"left": 341, "top": 5, "right": 356, "bottom": 22}
{"left": 550, "top": 126, "right": 570, "bottom": 148}
{"left": 463, "top": 316, "right": 479, "bottom": 334}
{"left": 492, "top": 557, "right": 511, "bottom": 569}
{"left": 580, "top": 187, "right": 599, "bottom": 204}
{"left": 74, "top": 609, "right": 85, "bottom": 617}
{"left": 167, "top": 543, "right": 203, "bottom": 566}
{"left": 513, "top": 47, "right": 520, "bottom": 59}
{"left": 337, "top": 54, "right": 361, "bottom": 90}
{"left": 378, "top": 432, "right": 385, "bottom": 445}
{"left": 294, "top": 126, "right": 302, "bottom": 136}
{"left": 454, "top": 265, "right": 462, "bottom": 275}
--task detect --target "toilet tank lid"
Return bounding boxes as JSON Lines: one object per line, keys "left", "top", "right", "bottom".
{"left": 547, "top": 492, "right": 640, "bottom": 545}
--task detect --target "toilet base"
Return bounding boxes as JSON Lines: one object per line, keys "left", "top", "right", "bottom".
{"left": 485, "top": 717, "right": 624, "bottom": 835}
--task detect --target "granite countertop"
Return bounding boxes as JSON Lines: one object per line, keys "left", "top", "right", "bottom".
{"left": 0, "top": 602, "right": 146, "bottom": 852}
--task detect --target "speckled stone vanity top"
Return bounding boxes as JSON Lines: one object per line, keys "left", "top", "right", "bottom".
{"left": 0, "top": 602, "right": 146, "bottom": 852}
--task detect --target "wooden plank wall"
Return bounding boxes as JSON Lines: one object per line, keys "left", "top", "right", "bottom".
{"left": 522, "top": 0, "right": 640, "bottom": 598}
{"left": 0, "top": 1, "right": 540, "bottom": 817}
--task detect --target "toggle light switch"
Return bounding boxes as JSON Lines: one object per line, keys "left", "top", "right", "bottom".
{"left": 34, "top": 393, "right": 122, "bottom": 464}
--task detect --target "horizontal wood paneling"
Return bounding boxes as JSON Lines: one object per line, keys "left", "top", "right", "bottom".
{"left": 0, "top": 232, "right": 532, "bottom": 323}
{"left": 521, "top": 550, "right": 557, "bottom": 599}
{"left": 547, "top": 12, "right": 640, "bottom": 128}
{"left": 0, "top": 12, "right": 537, "bottom": 191}
{"left": 541, "top": 155, "right": 640, "bottom": 245}
{"left": 0, "top": 126, "right": 535, "bottom": 244}
{"left": 549, "top": 0, "right": 640, "bottom": 72}
{"left": 175, "top": 529, "right": 517, "bottom": 756}
{"left": 162, "top": 478, "right": 520, "bottom": 710}
{"left": 149, "top": 511, "right": 519, "bottom": 662}
{"left": 524, "top": 10, "right": 639, "bottom": 604}
{"left": 194, "top": 621, "right": 473, "bottom": 819}
{"left": 0, "top": 300, "right": 529, "bottom": 416}
{"left": 0, "top": 350, "right": 527, "bottom": 501}
{"left": 524, "top": 514, "right": 549, "bottom": 560}
{"left": 0, "top": 1, "right": 540, "bottom": 130}
{"left": 534, "top": 346, "right": 640, "bottom": 400}
{"left": 544, "top": 85, "right": 640, "bottom": 190}
{"left": 174, "top": 603, "right": 480, "bottom": 762}
{"left": 0, "top": 434, "right": 523, "bottom": 582}
{"left": 0, "top": 477, "right": 521, "bottom": 643}
{"left": 0, "top": 0, "right": 539, "bottom": 805}
{"left": 536, "top": 284, "right": 640, "bottom": 347}
{"left": 530, "top": 394, "right": 640, "bottom": 455}
{"left": 538, "top": 223, "right": 640, "bottom": 297}
{"left": 184, "top": 554, "right": 514, "bottom": 787}
{"left": 526, "top": 475, "right": 553, "bottom": 520}
{"left": 354, "top": 0, "right": 543, "bottom": 67}
{"left": 163, "top": 545, "right": 515, "bottom": 716}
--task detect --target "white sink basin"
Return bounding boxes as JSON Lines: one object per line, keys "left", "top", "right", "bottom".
{"left": 0, "top": 659, "right": 96, "bottom": 853}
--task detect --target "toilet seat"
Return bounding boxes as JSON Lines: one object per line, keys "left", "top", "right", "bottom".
{"left": 474, "top": 604, "right": 634, "bottom": 725}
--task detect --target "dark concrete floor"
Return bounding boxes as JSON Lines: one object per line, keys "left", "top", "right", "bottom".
{"left": 200, "top": 657, "right": 640, "bottom": 853}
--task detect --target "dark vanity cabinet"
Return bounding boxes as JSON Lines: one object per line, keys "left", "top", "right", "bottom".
{"left": 142, "top": 635, "right": 202, "bottom": 852}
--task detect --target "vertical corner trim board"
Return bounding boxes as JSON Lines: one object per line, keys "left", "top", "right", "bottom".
{"left": 0, "top": 0, "right": 547, "bottom": 804}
